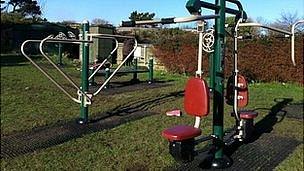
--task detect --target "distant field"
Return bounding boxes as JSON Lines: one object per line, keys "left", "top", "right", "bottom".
{"left": 1, "top": 55, "right": 303, "bottom": 170}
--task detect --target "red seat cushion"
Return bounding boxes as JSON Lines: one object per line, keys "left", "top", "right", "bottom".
{"left": 162, "top": 125, "right": 202, "bottom": 141}
{"left": 184, "top": 77, "right": 210, "bottom": 117}
{"left": 240, "top": 111, "right": 258, "bottom": 119}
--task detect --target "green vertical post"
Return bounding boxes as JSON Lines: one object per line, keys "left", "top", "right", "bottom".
{"left": 209, "top": 53, "right": 214, "bottom": 90}
{"left": 58, "top": 43, "right": 63, "bottom": 65}
{"left": 132, "top": 58, "right": 138, "bottom": 82}
{"left": 211, "top": 0, "right": 229, "bottom": 168}
{"left": 79, "top": 20, "right": 90, "bottom": 124}
{"left": 148, "top": 58, "right": 153, "bottom": 84}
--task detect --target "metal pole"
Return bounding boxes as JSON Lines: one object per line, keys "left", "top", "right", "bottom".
{"left": 132, "top": 58, "right": 138, "bottom": 82}
{"left": 148, "top": 58, "right": 153, "bottom": 84}
{"left": 233, "top": 19, "right": 243, "bottom": 121}
{"left": 196, "top": 21, "right": 204, "bottom": 78}
{"left": 211, "top": 0, "right": 230, "bottom": 168}
{"left": 79, "top": 20, "right": 90, "bottom": 124}
{"left": 58, "top": 43, "right": 63, "bottom": 65}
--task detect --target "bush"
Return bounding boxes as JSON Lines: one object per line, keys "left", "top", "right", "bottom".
{"left": 152, "top": 29, "right": 303, "bottom": 83}
{"left": 152, "top": 29, "right": 199, "bottom": 75}
{"left": 1, "top": 12, "right": 32, "bottom": 25}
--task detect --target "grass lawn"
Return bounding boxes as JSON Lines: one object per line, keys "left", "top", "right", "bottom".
{"left": 1, "top": 54, "right": 303, "bottom": 170}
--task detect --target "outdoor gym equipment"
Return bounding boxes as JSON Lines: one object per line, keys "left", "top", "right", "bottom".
{"left": 21, "top": 21, "right": 138, "bottom": 124}
{"left": 89, "top": 52, "right": 154, "bottom": 87}
{"left": 123, "top": 0, "right": 302, "bottom": 168}
{"left": 99, "top": 57, "right": 154, "bottom": 87}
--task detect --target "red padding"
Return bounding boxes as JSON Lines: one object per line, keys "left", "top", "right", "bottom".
{"left": 226, "top": 75, "right": 248, "bottom": 108}
{"left": 184, "top": 77, "right": 210, "bottom": 117}
{"left": 238, "top": 75, "right": 248, "bottom": 108}
{"left": 240, "top": 111, "right": 258, "bottom": 119}
{"left": 162, "top": 125, "right": 201, "bottom": 141}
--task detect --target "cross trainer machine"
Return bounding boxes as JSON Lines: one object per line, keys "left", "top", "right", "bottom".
{"left": 21, "top": 21, "right": 138, "bottom": 124}
{"left": 122, "top": 0, "right": 302, "bottom": 168}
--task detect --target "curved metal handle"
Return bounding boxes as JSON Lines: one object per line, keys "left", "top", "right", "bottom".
{"left": 232, "top": 18, "right": 243, "bottom": 121}
{"left": 93, "top": 38, "right": 138, "bottom": 96}
{"left": 291, "top": 20, "right": 304, "bottom": 66}
{"left": 39, "top": 36, "right": 92, "bottom": 104}
{"left": 122, "top": 14, "right": 219, "bottom": 26}
{"left": 21, "top": 40, "right": 81, "bottom": 104}
{"left": 225, "top": 0, "right": 247, "bottom": 20}
{"left": 88, "top": 36, "right": 119, "bottom": 80}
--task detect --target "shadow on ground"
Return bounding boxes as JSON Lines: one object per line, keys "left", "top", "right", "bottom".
{"left": 89, "top": 80, "right": 174, "bottom": 96}
{"left": 1, "top": 91, "right": 184, "bottom": 159}
{"left": 177, "top": 98, "right": 302, "bottom": 170}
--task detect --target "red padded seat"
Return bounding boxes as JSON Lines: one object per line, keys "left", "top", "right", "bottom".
{"left": 162, "top": 77, "right": 210, "bottom": 142}
{"left": 162, "top": 125, "right": 202, "bottom": 141}
{"left": 239, "top": 111, "right": 258, "bottom": 119}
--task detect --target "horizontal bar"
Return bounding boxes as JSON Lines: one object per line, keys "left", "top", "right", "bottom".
{"left": 122, "top": 14, "right": 219, "bottom": 27}
{"left": 87, "top": 33, "right": 135, "bottom": 39}
{"left": 43, "top": 38, "right": 93, "bottom": 44}
{"left": 238, "top": 23, "right": 292, "bottom": 35}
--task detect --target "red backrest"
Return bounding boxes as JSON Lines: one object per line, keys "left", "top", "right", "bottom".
{"left": 184, "top": 77, "right": 210, "bottom": 117}
{"left": 226, "top": 75, "right": 248, "bottom": 108}
{"left": 237, "top": 75, "right": 248, "bottom": 108}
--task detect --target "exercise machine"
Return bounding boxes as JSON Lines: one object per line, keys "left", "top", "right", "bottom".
{"left": 21, "top": 21, "right": 138, "bottom": 124}
{"left": 122, "top": 0, "right": 302, "bottom": 168}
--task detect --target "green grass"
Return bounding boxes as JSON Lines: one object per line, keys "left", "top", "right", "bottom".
{"left": 1, "top": 55, "right": 303, "bottom": 170}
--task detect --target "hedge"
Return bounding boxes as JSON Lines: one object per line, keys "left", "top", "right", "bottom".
{"left": 153, "top": 30, "right": 303, "bottom": 84}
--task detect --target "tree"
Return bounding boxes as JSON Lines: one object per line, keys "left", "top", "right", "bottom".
{"left": 91, "top": 18, "right": 111, "bottom": 26}
{"left": 274, "top": 12, "right": 299, "bottom": 29}
{"left": 6, "top": 0, "right": 41, "bottom": 19}
{"left": 129, "top": 11, "right": 155, "bottom": 21}
{"left": 1, "top": 1, "right": 6, "bottom": 11}
{"left": 58, "top": 20, "right": 77, "bottom": 25}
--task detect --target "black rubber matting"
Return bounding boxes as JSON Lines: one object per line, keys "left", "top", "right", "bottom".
{"left": 1, "top": 111, "right": 157, "bottom": 159}
{"left": 1, "top": 90, "right": 184, "bottom": 159}
{"left": 177, "top": 133, "right": 302, "bottom": 171}
{"left": 175, "top": 98, "right": 303, "bottom": 170}
{"left": 282, "top": 102, "right": 304, "bottom": 120}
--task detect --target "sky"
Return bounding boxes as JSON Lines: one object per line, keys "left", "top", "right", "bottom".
{"left": 5, "top": 0, "right": 304, "bottom": 26}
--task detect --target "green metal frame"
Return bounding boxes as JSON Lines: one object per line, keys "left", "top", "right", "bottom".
{"left": 148, "top": 58, "right": 154, "bottom": 84}
{"left": 186, "top": 0, "right": 246, "bottom": 167}
{"left": 79, "top": 21, "right": 90, "bottom": 124}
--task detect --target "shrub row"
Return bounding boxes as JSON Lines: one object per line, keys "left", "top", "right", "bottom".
{"left": 153, "top": 30, "right": 303, "bottom": 84}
